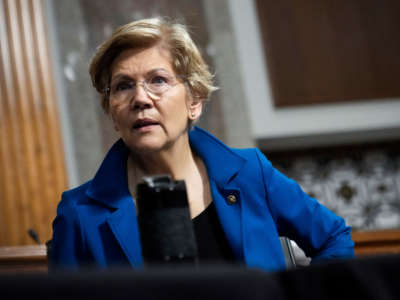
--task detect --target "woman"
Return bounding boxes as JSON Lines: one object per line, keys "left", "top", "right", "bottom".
{"left": 50, "top": 17, "right": 354, "bottom": 271}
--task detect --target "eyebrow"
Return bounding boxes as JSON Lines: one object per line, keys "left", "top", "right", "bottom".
{"left": 110, "top": 68, "right": 171, "bottom": 84}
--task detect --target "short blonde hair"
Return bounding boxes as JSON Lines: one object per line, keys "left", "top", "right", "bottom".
{"left": 89, "top": 17, "right": 218, "bottom": 113}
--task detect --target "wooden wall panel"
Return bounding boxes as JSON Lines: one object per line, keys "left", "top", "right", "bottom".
{"left": 256, "top": 0, "right": 400, "bottom": 107}
{"left": 0, "top": 0, "right": 67, "bottom": 246}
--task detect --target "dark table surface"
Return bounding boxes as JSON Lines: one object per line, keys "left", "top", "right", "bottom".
{"left": 1, "top": 254, "right": 399, "bottom": 300}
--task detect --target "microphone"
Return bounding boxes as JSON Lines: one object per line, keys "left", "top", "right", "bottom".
{"left": 136, "top": 175, "right": 198, "bottom": 265}
{"left": 27, "top": 228, "right": 40, "bottom": 244}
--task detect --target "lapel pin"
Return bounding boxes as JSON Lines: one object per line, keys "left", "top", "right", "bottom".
{"left": 226, "top": 194, "right": 237, "bottom": 205}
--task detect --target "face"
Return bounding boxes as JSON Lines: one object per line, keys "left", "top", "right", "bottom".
{"left": 109, "top": 46, "right": 202, "bottom": 154}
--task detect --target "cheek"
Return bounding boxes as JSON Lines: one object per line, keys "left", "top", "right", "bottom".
{"left": 162, "top": 102, "right": 189, "bottom": 126}
{"left": 109, "top": 104, "right": 126, "bottom": 130}
{"left": 169, "top": 89, "right": 190, "bottom": 116}
{"left": 110, "top": 112, "right": 120, "bottom": 131}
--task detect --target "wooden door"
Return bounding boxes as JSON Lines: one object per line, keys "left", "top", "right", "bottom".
{"left": 0, "top": 0, "right": 67, "bottom": 246}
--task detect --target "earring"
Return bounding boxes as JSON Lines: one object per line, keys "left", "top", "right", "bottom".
{"left": 191, "top": 112, "right": 195, "bottom": 118}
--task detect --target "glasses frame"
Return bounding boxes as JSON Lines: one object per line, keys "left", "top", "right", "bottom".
{"left": 104, "top": 73, "right": 185, "bottom": 102}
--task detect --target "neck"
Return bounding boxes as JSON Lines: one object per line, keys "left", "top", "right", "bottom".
{"left": 127, "top": 131, "right": 212, "bottom": 218}
{"left": 129, "top": 133, "right": 197, "bottom": 181}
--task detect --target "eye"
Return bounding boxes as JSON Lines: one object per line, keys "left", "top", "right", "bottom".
{"left": 114, "top": 81, "right": 135, "bottom": 92}
{"left": 149, "top": 75, "right": 169, "bottom": 85}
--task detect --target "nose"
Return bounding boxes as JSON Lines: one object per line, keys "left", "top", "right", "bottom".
{"left": 131, "top": 82, "right": 153, "bottom": 110}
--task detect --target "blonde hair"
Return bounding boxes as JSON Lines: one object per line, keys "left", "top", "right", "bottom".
{"left": 89, "top": 17, "right": 218, "bottom": 113}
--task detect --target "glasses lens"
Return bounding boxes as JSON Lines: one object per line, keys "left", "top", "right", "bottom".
{"left": 110, "top": 80, "right": 135, "bottom": 102}
{"left": 146, "top": 73, "right": 175, "bottom": 95}
{"left": 108, "top": 72, "right": 178, "bottom": 101}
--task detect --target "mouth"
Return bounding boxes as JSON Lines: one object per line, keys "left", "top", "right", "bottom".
{"left": 132, "top": 118, "right": 160, "bottom": 130}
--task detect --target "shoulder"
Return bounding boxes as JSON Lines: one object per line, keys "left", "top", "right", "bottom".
{"left": 225, "top": 147, "right": 276, "bottom": 193}
{"left": 231, "top": 147, "right": 273, "bottom": 171}
{"left": 51, "top": 182, "right": 94, "bottom": 268}
{"left": 57, "top": 181, "right": 92, "bottom": 215}
{"left": 52, "top": 181, "right": 93, "bottom": 245}
{"left": 189, "top": 126, "right": 274, "bottom": 178}
{"left": 230, "top": 147, "right": 264, "bottom": 160}
{"left": 190, "top": 126, "right": 271, "bottom": 163}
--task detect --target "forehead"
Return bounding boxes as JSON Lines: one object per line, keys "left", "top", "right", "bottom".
{"left": 110, "top": 46, "right": 173, "bottom": 77}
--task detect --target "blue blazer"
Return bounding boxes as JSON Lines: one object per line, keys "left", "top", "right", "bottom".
{"left": 51, "top": 127, "right": 354, "bottom": 271}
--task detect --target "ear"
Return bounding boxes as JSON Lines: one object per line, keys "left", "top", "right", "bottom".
{"left": 188, "top": 98, "right": 203, "bottom": 120}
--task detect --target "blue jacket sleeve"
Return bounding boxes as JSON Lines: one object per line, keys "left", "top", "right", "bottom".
{"left": 50, "top": 192, "right": 87, "bottom": 270}
{"left": 255, "top": 149, "right": 354, "bottom": 262}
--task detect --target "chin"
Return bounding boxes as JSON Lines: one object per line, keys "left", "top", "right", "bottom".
{"left": 125, "top": 137, "right": 167, "bottom": 154}
{"left": 134, "top": 144, "right": 165, "bottom": 154}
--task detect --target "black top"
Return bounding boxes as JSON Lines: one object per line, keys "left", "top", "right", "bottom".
{"left": 192, "top": 202, "right": 236, "bottom": 263}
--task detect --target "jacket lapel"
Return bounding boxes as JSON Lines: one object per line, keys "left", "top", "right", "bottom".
{"left": 106, "top": 200, "right": 143, "bottom": 267}
{"left": 210, "top": 180, "right": 244, "bottom": 259}
{"left": 86, "top": 139, "right": 143, "bottom": 267}
{"left": 189, "top": 127, "right": 247, "bottom": 260}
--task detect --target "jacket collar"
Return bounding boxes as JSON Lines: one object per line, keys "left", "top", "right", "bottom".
{"left": 86, "top": 126, "right": 247, "bottom": 208}
{"left": 86, "top": 139, "right": 131, "bottom": 209}
{"left": 189, "top": 126, "right": 247, "bottom": 186}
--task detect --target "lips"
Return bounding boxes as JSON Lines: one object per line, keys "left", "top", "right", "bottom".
{"left": 132, "top": 118, "right": 159, "bottom": 129}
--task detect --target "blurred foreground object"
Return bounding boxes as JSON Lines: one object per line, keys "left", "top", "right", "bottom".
{"left": 1, "top": 255, "right": 399, "bottom": 299}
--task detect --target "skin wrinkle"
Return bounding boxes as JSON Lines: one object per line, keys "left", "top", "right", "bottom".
{"left": 108, "top": 45, "right": 209, "bottom": 218}
{"left": 109, "top": 47, "right": 195, "bottom": 157}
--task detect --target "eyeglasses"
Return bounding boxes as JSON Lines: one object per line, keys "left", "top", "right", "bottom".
{"left": 105, "top": 71, "right": 182, "bottom": 102}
